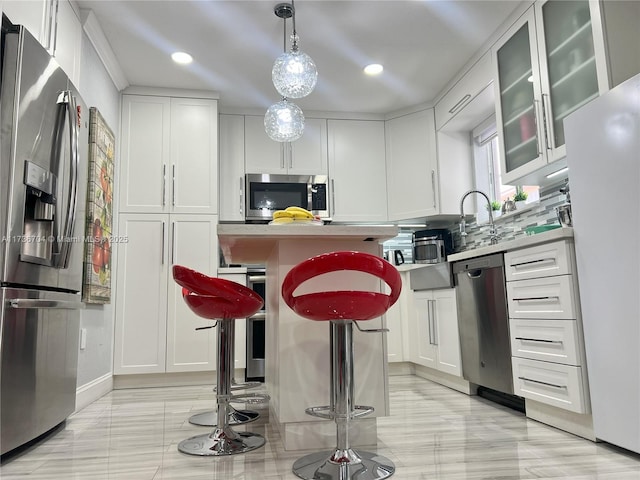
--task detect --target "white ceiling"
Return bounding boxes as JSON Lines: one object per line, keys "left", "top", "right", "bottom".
{"left": 76, "top": 0, "right": 523, "bottom": 115}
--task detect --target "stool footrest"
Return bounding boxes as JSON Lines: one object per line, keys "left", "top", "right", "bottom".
{"left": 305, "top": 404, "right": 374, "bottom": 420}
{"left": 214, "top": 381, "right": 262, "bottom": 393}
{"left": 230, "top": 392, "right": 270, "bottom": 405}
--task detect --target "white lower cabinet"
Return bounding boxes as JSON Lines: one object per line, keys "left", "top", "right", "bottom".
{"left": 409, "top": 288, "right": 461, "bottom": 377}
{"left": 384, "top": 271, "right": 411, "bottom": 363}
{"left": 114, "top": 214, "right": 219, "bottom": 375}
{"left": 512, "top": 358, "right": 587, "bottom": 414}
{"left": 505, "top": 239, "right": 590, "bottom": 414}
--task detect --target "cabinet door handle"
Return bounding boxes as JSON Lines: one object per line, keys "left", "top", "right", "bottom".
{"left": 515, "top": 337, "right": 563, "bottom": 344}
{"left": 448, "top": 93, "right": 471, "bottom": 115}
{"left": 431, "top": 170, "right": 437, "bottom": 208}
{"left": 51, "top": 0, "right": 59, "bottom": 54}
{"left": 161, "top": 221, "right": 165, "bottom": 265}
{"left": 172, "top": 164, "right": 176, "bottom": 207}
{"left": 513, "top": 296, "right": 560, "bottom": 303}
{"left": 427, "top": 300, "right": 433, "bottom": 345}
{"left": 430, "top": 300, "right": 438, "bottom": 346}
{"left": 510, "top": 258, "right": 556, "bottom": 269}
{"left": 542, "top": 93, "right": 554, "bottom": 150}
{"left": 331, "top": 179, "right": 336, "bottom": 216}
{"left": 289, "top": 143, "right": 293, "bottom": 169}
{"left": 239, "top": 177, "right": 244, "bottom": 215}
{"left": 171, "top": 222, "right": 176, "bottom": 265}
{"left": 533, "top": 99, "right": 543, "bottom": 156}
{"left": 518, "top": 376, "right": 567, "bottom": 389}
{"left": 162, "top": 164, "right": 167, "bottom": 207}
{"left": 280, "top": 143, "right": 285, "bottom": 169}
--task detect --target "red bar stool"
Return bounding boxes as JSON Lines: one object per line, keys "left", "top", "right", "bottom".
{"left": 282, "top": 251, "right": 401, "bottom": 480}
{"left": 173, "top": 265, "right": 266, "bottom": 456}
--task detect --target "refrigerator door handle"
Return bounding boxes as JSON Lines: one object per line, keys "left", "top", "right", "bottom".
{"left": 8, "top": 298, "right": 85, "bottom": 310}
{"left": 53, "top": 90, "right": 80, "bottom": 269}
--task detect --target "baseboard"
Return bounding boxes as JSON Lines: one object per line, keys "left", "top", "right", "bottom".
{"left": 412, "top": 364, "right": 474, "bottom": 395}
{"left": 112, "top": 369, "right": 247, "bottom": 389}
{"left": 388, "top": 362, "right": 414, "bottom": 376}
{"left": 75, "top": 373, "right": 113, "bottom": 412}
{"left": 525, "top": 399, "right": 596, "bottom": 441}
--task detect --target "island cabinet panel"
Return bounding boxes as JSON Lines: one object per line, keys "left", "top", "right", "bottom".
{"left": 114, "top": 214, "right": 219, "bottom": 375}
{"left": 327, "top": 119, "right": 387, "bottom": 222}
{"left": 120, "top": 95, "right": 218, "bottom": 214}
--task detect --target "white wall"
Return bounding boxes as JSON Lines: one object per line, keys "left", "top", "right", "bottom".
{"left": 75, "top": 29, "right": 120, "bottom": 392}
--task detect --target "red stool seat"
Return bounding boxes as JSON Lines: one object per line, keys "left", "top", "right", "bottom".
{"left": 282, "top": 251, "right": 401, "bottom": 321}
{"left": 174, "top": 266, "right": 263, "bottom": 319}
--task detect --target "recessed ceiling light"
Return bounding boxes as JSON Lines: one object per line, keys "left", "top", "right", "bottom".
{"left": 172, "top": 52, "right": 193, "bottom": 65}
{"left": 364, "top": 64, "right": 383, "bottom": 76}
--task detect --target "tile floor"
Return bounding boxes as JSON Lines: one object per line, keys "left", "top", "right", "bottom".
{"left": 2, "top": 375, "right": 640, "bottom": 479}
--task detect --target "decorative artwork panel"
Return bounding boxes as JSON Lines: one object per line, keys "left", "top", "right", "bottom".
{"left": 82, "top": 107, "right": 114, "bottom": 304}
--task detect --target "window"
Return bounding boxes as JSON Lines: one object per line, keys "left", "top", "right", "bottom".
{"left": 473, "top": 115, "right": 538, "bottom": 223}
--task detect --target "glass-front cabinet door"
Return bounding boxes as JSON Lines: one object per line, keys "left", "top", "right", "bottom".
{"left": 494, "top": 9, "right": 545, "bottom": 183}
{"left": 536, "top": 0, "right": 606, "bottom": 162}
{"left": 494, "top": 1, "right": 608, "bottom": 185}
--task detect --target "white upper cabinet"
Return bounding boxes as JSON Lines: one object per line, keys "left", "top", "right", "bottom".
{"left": 51, "top": 0, "right": 82, "bottom": 87}
{"left": 493, "top": 0, "right": 625, "bottom": 186}
{"left": 3, "top": 0, "right": 82, "bottom": 87}
{"left": 435, "top": 52, "right": 493, "bottom": 131}
{"left": 244, "top": 115, "right": 328, "bottom": 175}
{"left": 219, "top": 114, "right": 246, "bottom": 222}
{"left": 327, "top": 119, "right": 387, "bottom": 222}
{"left": 120, "top": 94, "right": 218, "bottom": 214}
{"left": 385, "top": 109, "right": 438, "bottom": 221}
{"left": 3, "top": 1, "right": 53, "bottom": 48}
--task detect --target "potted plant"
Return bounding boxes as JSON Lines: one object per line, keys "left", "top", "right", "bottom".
{"left": 489, "top": 200, "right": 502, "bottom": 217}
{"left": 514, "top": 187, "right": 528, "bottom": 209}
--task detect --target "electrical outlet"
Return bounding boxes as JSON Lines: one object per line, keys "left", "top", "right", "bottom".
{"left": 80, "top": 328, "right": 87, "bottom": 350}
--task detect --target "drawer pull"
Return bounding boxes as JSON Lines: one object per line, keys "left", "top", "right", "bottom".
{"left": 515, "top": 337, "right": 563, "bottom": 344}
{"left": 514, "top": 296, "right": 560, "bottom": 303}
{"left": 510, "top": 258, "right": 556, "bottom": 269}
{"left": 448, "top": 93, "right": 471, "bottom": 114}
{"left": 518, "top": 376, "right": 567, "bottom": 389}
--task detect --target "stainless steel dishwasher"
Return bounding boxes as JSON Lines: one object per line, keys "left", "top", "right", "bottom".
{"left": 452, "top": 253, "right": 514, "bottom": 395}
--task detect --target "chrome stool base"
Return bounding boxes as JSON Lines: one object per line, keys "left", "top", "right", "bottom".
{"left": 178, "top": 428, "right": 266, "bottom": 456}
{"left": 188, "top": 406, "right": 260, "bottom": 426}
{"left": 292, "top": 449, "right": 395, "bottom": 480}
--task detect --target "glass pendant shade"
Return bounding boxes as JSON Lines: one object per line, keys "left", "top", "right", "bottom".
{"left": 272, "top": 50, "right": 318, "bottom": 99}
{"left": 264, "top": 99, "right": 305, "bottom": 142}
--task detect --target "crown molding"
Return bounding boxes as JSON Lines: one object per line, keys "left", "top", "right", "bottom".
{"left": 81, "top": 9, "right": 129, "bottom": 91}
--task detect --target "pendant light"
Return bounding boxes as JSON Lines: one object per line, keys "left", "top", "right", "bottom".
{"left": 264, "top": 98, "right": 305, "bottom": 142}
{"left": 271, "top": 1, "right": 317, "bottom": 99}
{"left": 265, "top": 1, "right": 315, "bottom": 142}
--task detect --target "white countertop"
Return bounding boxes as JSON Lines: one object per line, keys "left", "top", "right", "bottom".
{"left": 218, "top": 223, "right": 398, "bottom": 264}
{"left": 447, "top": 227, "right": 574, "bottom": 262}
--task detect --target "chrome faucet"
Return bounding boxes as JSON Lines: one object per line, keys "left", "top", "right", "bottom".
{"left": 459, "top": 189, "right": 498, "bottom": 247}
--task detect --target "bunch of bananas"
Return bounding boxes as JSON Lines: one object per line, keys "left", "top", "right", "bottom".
{"left": 271, "top": 206, "right": 315, "bottom": 224}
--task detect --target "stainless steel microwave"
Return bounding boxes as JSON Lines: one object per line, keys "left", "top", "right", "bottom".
{"left": 245, "top": 174, "right": 329, "bottom": 222}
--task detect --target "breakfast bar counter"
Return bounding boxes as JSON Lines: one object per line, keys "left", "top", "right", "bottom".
{"left": 218, "top": 223, "right": 398, "bottom": 450}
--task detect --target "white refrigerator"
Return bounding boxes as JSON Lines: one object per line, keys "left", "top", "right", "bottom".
{"left": 564, "top": 73, "right": 640, "bottom": 453}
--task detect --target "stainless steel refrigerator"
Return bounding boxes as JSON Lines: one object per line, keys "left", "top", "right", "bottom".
{"left": 564, "top": 73, "right": 640, "bottom": 454}
{"left": 1, "top": 16, "right": 88, "bottom": 455}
